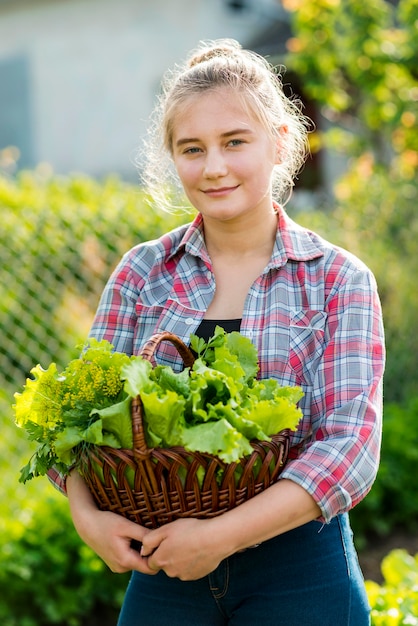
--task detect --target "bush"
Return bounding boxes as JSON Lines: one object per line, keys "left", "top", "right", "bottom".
{"left": 349, "top": 398, "right": 418, "bottom": 544}
{"left": 0, "top": 388, "right": 127, "bottom": 625}
{"left": 366, "top": 549, "right": 418, "bottom": 625}
{"left": 0, "top": 492, "right": 129, "bottom": 626}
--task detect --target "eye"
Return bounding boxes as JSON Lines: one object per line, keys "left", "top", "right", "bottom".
{"left": 228, "top": 139, "right": 244, "bottom": 147}
{"left": 183, "top": 146, "right": 202, "bottom": 154}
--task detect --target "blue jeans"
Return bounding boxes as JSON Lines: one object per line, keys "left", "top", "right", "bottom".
{"left": 117, "top": 513, "right": 370, "bottom": 626}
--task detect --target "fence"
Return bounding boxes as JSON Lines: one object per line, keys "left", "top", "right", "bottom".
{"left": 1, "top": 171, "right": 186, "bottom": 394}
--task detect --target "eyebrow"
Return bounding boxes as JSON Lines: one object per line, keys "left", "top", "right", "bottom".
{"left": 175, "top": 127, "right": 253, "bottom": 148}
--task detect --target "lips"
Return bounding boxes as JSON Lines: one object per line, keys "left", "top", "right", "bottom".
{"left": 202, "top": 185, "right": 239, "bottom": 197}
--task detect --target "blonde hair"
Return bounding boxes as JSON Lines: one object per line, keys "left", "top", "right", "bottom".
{"left": 139, "top": 39, "right": 311, "bottom": 211}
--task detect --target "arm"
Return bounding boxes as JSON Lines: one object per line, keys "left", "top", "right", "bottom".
{"left": 280, "top": 267, "right": 385, "bottom": 521}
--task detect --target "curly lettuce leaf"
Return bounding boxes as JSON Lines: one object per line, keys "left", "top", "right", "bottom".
{"left": 188, "top": 360, "right": 241, "bottom": 419}
{"left": 209, "top": 401, "right": 270, "bottom": 441}
{"left": 13, "top": 362, "right": 64, "bottom": 429}
{"left": 121, "top": 357, "right": 153, "bottom": 398}
{"left": 54, "top": 419, "right": 106, "bottom": 465}
{"left": 181, "top": 418, "right": 254, "bottom": 463}
{"left": 92, "top": 396, "right": 133, "bottom": 449}
{"left": 151, "top": 365, "right": 191, "bottom": 398}
{"left": 139, "top": 388, "right": 187, "bottom": 448}
{"left": 241, "top": 397, "right": 302, "bottom": 436}
{"left": 223, "top": 331, "right": 258, "bottom": 381}
{"left": 190, "top": 326, "right": 258, "bottom": 382}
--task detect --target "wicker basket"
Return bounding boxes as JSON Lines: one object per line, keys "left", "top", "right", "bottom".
{"left": 79, "top": 331, "right": 290, "bottom": 529}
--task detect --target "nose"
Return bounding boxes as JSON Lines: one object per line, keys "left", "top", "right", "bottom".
{"left": 203, "top": 149, "right": 228, "bottom": 179}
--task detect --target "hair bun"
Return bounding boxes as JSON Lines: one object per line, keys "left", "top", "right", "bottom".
{"left": 187, "top": 39, "right": 242, "bottom": 68}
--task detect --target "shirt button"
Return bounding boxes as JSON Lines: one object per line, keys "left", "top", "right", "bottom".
{"left": 207, "top": 271, "right": 212, "bottom": 280}
{"left": 185, "top": 318, "right": 194, "bottom": 325}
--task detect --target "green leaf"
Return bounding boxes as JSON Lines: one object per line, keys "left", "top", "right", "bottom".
{"left": 152, "top": 365, "right": 190, "bottom": 398}
{"left": 139, "top": 388, "right": 187, "bottom": 448}
{"left": 212, "top": 401, "right": 270, "bottom": 441}
{"left": 54, "top": 419, "right": 106, "bottom": 465}
{"left": 224, "top": 331, "right": 259, "bottom": 381}
{"left": 181, "top": 419, "right": 253, "bottom": 463}
{"left": 189, "top": 360, "right": 239, "bottom": 417}
{"left": 121, "top": 357, "right": 153, "bottom": 398}
{"left": 92, "top": 396, "right": 133, "bottom": 449}
{"left": 241, "top": 398, "right": 302, "bottom": 436}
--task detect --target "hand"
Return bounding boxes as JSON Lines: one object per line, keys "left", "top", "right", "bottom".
{"left": 140, "top": 517, "right": 225, "bottom": 581}
{"left": 66, "top": 471, "right": 158, "bottom": 575}
{"left": 76, "top": 508, "right": 158, "bottom": 575}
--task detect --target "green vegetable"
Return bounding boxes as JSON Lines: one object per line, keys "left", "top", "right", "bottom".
{"left": 14, "top": 328, "right": 303, "bottom": 483}
{"left": 13, "top": 339, "right": 132, "bottom": 481}
{"left": 121, "top": 326, "right": 303, "bottom": 463}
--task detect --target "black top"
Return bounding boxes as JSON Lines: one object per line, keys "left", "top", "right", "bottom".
{"left": 194, "top": 319, "right": 242, "bottom": 342}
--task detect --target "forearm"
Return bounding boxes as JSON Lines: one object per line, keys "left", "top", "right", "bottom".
{"left": 66, "top": 470, "right": 99, "bottom": 534}
{"left": 140, "top": 478, "right": 321, "bottom": 580}
{"left": 210, "top": 478, "right": 321, "bottom": 556}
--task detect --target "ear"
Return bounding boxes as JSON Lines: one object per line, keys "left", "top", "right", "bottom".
{"left": 274, "top": 125, "right": 288, "bottom": 164}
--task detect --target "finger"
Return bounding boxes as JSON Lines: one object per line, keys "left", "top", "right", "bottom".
{"left": 140, "top": 528, "right": 164, "bottom": 557}
{"left": 133, "top": 553, "right": 161, "bottom": 576}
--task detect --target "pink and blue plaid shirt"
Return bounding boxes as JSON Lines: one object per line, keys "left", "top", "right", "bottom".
{"left": 49, "top": 207, "right": 385, "bottom": 522}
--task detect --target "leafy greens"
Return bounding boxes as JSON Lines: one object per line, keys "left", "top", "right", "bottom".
{"left": 14, "top": 327, "right": 303, "bottom": 482}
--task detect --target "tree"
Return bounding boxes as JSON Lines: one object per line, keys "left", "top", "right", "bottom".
{"left": 284, "top": 0, "right": 418, "bottom": 402}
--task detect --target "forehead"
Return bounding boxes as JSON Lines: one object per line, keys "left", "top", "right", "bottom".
{"left": 172, "top": 87, "right": 262, "bottom": 137}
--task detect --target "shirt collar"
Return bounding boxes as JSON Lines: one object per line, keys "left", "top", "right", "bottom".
{"left": 168, "top": 206, "right": 324, "bottom": 268}
{"left": 167, "top": 213, "right": 210, "bottom": 264}
{"left": 269, "top": 204, "right": 324, "bottom": 269}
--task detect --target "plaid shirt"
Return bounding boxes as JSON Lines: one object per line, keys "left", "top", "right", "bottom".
{"left": 49, "top": 207, "right": 385, "bottom": 522}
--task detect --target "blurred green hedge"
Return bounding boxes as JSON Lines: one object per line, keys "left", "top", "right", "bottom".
{"left": 366, "top": 549, "right": 418, "bottom": 625}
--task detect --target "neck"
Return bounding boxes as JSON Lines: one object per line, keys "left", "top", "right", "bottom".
{"left": 203, "top": 207, "right": 278, "bottom": 259}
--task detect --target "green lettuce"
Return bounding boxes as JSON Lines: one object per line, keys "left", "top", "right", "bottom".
{"left": 16, "top": 328, "right": 304, "bottom": 484}
{"left": 121, "top": 326, "right": 303, "bottom": 463}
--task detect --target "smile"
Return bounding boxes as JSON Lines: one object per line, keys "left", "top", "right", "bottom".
{"left": 202, "top": 185, "right": 239, "bottom": 197}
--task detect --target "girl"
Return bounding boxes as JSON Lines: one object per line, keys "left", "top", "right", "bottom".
{"left": 52, "top": 39, "right": 385, "bottom": 625}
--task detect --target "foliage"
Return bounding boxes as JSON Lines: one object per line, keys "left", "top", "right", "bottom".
{"left": 366, "top": 549, "right": 418, "bottom": 625}
{"left": 285, "top": 0, "right": 417, "bottom": 160}
{"left": 124, "top": 326, "right": 303, "bottom": 461}
{"left": 285, "top": 0, "right": 418, "bottom": 404}
{"left": 14, "top": 339, "right": 132, "bottom": 482}
{"left": 0, "top": 173, "right": 186, "bottom": 624}
{"left": 349, "top": 398, "right": 418, "bottom": 545}
{"left": 0, "top": 346, "right": 128, "bottom": 626}
{"left": 0, "top": 489, "right": 129, "bottom": 626}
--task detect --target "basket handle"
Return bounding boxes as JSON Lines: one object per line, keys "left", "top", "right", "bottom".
{"left": 132, "top": 332, "right": 196, "bottom": 454}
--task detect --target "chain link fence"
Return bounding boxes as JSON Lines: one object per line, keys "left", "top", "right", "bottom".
{"left": 1, "top": 171, "right": 185, "bottom": 395}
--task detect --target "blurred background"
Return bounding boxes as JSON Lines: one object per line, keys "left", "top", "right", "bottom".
{"left": 1, "top": 0, "right": 417, "bottom": 624}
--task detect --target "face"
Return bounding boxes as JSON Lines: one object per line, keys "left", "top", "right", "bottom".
{"left": 171, "top": 88, "right": 279, "bottom": 223}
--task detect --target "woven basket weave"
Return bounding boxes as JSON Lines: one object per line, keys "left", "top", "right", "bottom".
{"left": 79, "top": 331, "right": 290, "bottom": 529}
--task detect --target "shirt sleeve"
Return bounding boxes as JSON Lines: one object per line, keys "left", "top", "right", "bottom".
{"left": 47, "top": 465, "right": 70, "bottom": 495}
{"left": 87, "top": 253, "right": 141, "bottom": 354}
{"left": 280, "top": 266, "right": 385, "bottom": 523}
{"left": 46, "top": 256, "right": 140, "bottom": 495}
